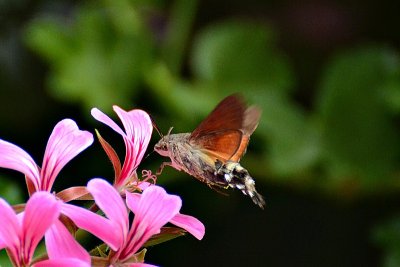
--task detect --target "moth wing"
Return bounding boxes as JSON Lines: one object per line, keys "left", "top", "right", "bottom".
{"left": 190, "top": 94, "right": 261, "bottom": 163}
{"left": 190, "top": 94, "right": 246, "bottom": 139}
{"left": 230, "top": 105, "right": 262, "bottom": 162}
{"left": 243, "top": 105, "right": 262, "bottom": 136}
{"left": 191, "top": 130, "right": 243, "bottom": 164}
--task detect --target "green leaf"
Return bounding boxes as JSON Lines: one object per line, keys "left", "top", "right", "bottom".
{"left": 25, "top": 19, "right": 72, "bottom": 64}
{"left": 162, "top": 0, "right": 199, "bottom": 74}
{"left": 380, "top": 71, "right": 400, "bottom": 114}
{"left": 143, "top": 226, "right": 187, "bottom": 247}
{"left": 0, "top": 249, "right": 11, "bottom": 266}
{"left": 317, "top": 46, "right": 400, "bottom": 186}
{"left": 249, "top": 91, "right": 320, "bottom": 176}
{"left": 373, "top": 215, "right": 400, "bottom": 267}
{"left": 24, "top": 2, "right": 154, "bottom": 112}
{"left": 89, "top": 243, "right": 109, "bottom": 257}
{"left": 0, "top": 175, "right": 24, "bottom": 204}
{"left": 123, "top": 248, "right": 147, "bottom": 264}
{"left": 191, "top": 21, "right": 294, "bottom": 94}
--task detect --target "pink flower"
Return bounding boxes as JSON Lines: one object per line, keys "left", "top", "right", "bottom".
{"left": 91, "top": 106, "right": 152, "bottom": 189}
{"left": 62, "top": 179, "right": 205, "bottom": 266}
{"left": 0, "top": 192, "right": 90, "bottom": 267}
{"left": 0, "top": 119, "right": 93, "bottom": 193}
{"left": 42, "top": 220, "right": 91, "bottom": 267}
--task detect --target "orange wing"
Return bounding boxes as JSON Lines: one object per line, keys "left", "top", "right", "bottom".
{"left": 230, "top": 105, "right": 261, "bottom": 162}
{"left": 194, "top": 129, "right": 243, "bottom": 163}
{"left": 190, "top": 94, "right": 261, "bottom": 163}
{"left": 190, "top": 94, "right": 246, "bottom": 139}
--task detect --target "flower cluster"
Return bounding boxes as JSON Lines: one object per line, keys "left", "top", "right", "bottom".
{"left": 0, "top": 106, "right": 205, "bottom": 267}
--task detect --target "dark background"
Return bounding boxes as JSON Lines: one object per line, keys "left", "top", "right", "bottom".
{"left": 1, "top": 0, "right": 400, "bottom": 266}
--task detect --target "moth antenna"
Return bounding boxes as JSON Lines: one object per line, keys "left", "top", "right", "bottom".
{"left": 150, "top": 115, "right": 163, "bottom": 137}
{"left": 167, "top": 127, "right": 174, "bottom": 136}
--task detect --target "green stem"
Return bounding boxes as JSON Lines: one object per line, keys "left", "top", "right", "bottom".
{"left": 162, "top": 0, "right": 198, "bottom": 75}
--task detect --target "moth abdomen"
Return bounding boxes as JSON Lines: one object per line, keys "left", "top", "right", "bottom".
{"left": 215, "top": 160, "right": 265, "bottom": 209}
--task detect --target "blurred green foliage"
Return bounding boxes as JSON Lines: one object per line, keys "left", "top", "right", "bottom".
{"left": 318, "top": 47, "right": 399, "bottom": 189}
{"left": 374, "top": 215, "right": 400, "bottom": 267}
{"left": 24, "top": 0, "right": 400, "bottom": 194}
{"left": 0, "top": 177, "right": 24, "bottom": 265}
{"left": 25, "top": 0, "right": 155, "bottom": 109}
{"left": 0, "top": 0, "right": 397, "bottom": 265}
{"left": 0, "top": 176, "right": 24, "bottom": 204}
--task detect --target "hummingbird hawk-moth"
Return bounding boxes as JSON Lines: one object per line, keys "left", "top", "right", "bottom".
{"left": 154, "top": 94, "right": 265, "bottom": 208}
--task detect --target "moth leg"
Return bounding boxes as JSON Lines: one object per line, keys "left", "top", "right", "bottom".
{"left": 207, "top": 183, "right": 229, "bottom": 196}
{"left": 156, "top": 162, "right": 173, "bottom": 176}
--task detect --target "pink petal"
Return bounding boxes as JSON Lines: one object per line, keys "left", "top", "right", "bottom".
{"left": 120, "top": 186, "right": 181, "bottom": 260}
{"left": 0, "top": 139, "right": 40, "bottom": 190}
{"left": 45, "top": 220, "right": 90, "bottom": 264}
{"left": 41, "top": 119, "right": 93, "bottom": 191}
{"left": 113, "top": 107, "right": 152, "bottom": 187}
{"left": 125, "top": 191, "right": 140, "bottom": 213}
{"left": 116, "top": 137, "right": 137, "bottom": 188}
{"left": 137, "top": 182, "right": 152, "bottom": 191}
{"left": 87, "top": 179, "right": 129, "bottom": 240}
{"left": 113, "top": 107, "right": 152, "bottom": 169}
{"left": 22, "top": 192, "right": 61, "bottom": 264}
{"left": 126, "top": 190, "right": 205, "bottom": 240}
{"left": 170, "top": 213, "right": 205, "bottom": 240}
{"left": 91, "top": 107, "right": 153, "bottom": 188}
{"left": 61, "top": 203, "right": 121, "bottom": 251}
{"left": 0, "top": 197, "right": 21, "bottom": 263}
{"left": 126, "top": 188, "right": 205, "bottom": 240}
{"left": 91, "top": 108, "right": 125, "bottom": 136}
{"left": 33, "top": 258, "right": 90, "bottom": 267}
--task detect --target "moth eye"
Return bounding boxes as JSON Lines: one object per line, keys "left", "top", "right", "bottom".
{"left": 162, "top": 144, "right": 168, "bottom": 150}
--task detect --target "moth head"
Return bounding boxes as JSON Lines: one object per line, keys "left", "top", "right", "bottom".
{"left": 154, "top": 127, "right": 174, "bottom": 156}
{"left": 154, "top": 137, "right": 170, "bottom": 156}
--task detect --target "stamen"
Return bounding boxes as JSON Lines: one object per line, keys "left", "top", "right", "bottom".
{"left": 141, "top": 169, "right": 158, "bottom": 185}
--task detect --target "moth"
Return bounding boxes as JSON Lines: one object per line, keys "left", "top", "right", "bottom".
{"left": 154, "top": 94, "right": 265, "bottom": 208}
